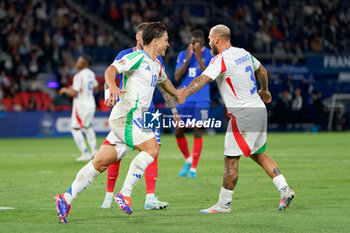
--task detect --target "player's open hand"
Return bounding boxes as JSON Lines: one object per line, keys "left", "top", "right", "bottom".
{"left": 176, "top": 87, "right": 187, "bottom": 105}
{"left": 194, "top": 42, "right": 202, "bottom": 58}
{"left": 186, "top": 44, "right": 193, "bottom": 61}
{"left": 106, "top": 86, "right": 126, "bottom": 107}
{"left": 258, "top": 89, "right": 272, "bottom": 103}
{"left": 58, "top": 87, "right": 66, "bottom": 96}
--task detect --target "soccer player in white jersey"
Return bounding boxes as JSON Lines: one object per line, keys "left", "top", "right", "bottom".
{"left": 100, "top": 22, "right": 180, "bottom": 210}
{"left": 178, "top": 24, "right": 295, "bottom": 213}
{"left": 55, "top": 22, "right": 180, "bottom": 223}
{"left": 59, "top": 55, "right": 98, "bottom": 161}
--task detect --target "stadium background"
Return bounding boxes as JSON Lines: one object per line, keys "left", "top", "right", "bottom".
{"left": 0, "top": 0, "right": 350, "bottom": 137}
{"left": 1, "top": 1, "right": 350, "bottom": 232}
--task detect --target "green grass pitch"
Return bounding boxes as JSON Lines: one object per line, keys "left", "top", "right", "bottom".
{"left": 0, "top": 132, "right": 349, "bottom": 233}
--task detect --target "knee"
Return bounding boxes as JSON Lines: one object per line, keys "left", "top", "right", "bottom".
{"left": 175, "top": 128, "right": 184, "bottom": 138}
{"left": 92, "top": 159, "right": 107, "bottom": 173}
{"left": 193, "top": 128, "right": 202, "bottom": 138}
{"left": 147, "top": 146, "right": 159, "bottom": 159}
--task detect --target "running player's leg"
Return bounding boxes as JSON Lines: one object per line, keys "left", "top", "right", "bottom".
{"left": 83, "top": 126, "right": 98, "bottom": 156}
{"left": 119, "top": 137, "right": 158, "bottom": 198}
{"left": 101, "top": 160, "right": 121, "bottom": 208}
{"left": 116, "top": 137, "right": 158, "bottom": 214}
{"left": 250, "top": 152, "right": 295, "bottom": 210}
{"left": 200, "top": 155, "right": 239, "bottom": 213}
{"left": 71, "top": 107, "right": 90, "bottom": 161}
{"left": 71, "top": 128, "right": 89, "bottom": 160}
{"left": 56, "top": 144, "right": 118, "bottom": 223}
{"left": 100, "top": 132, "right": 130, "bottom": 208}
{"left": 144, "top": 135, "right": 168, "bottom": 210}
{"left": 200, "top": 117, "right": 240, "bottom": 213}
{"left": 82, "top": 110, "right": 98, "bottom": 157}
{"left": 189, "top": 127, "right": 203, "bottom": 178}
{"left": 175, "top": 127, "right": 192, "bottom": 177}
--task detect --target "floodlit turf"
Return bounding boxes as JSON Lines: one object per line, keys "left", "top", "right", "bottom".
{"left": 0, "top": 132, "right": 349, "bottom": 232}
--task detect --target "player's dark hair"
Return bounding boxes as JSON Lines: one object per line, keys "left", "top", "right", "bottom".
{"left": 81, "top": 54, "right": 93, "bottom": 67}
{"left": 142, "top": 22, "right": 167, "bottom": 46}
{"left": 137, "top": 22, "right": 149, "bottom": 33}
{"left": 191, "top": 30, "right": 204, "bottom": 39}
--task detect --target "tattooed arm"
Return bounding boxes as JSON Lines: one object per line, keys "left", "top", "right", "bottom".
{"left": 255, "top": 64, "right": 271, "bottom": 104}
{"left": 177, "top": 74, "right": 212, "bottom": 104}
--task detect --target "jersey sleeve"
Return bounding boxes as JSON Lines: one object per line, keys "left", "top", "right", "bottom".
{"left": 250, "top": 53, "right": 261, "bottom": 71}
{"left": 157, "top": 67, "right": 167, "bottom": 83}
{"left": 111, "top": 51, "right": 144, "bottom": 73}
{"left": 175, "top": 51, "right": 185, "bottom": 69}
{"left": 72, "top": 75, "right": 81, "bottom": 92}
{"left": 156, "top": 57, "right": 167, "bottom": 83}
{"left": 202, "top": 55, "right": 223, "bottom": 81}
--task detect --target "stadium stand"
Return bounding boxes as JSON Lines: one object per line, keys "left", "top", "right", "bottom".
{"left": 0, "top": 0, "right": 349, "bottom": 131}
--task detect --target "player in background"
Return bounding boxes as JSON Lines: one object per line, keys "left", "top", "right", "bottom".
{"left": 59, "top": 55, "right": 98, "bottom": 161}
{"left": 177, "top": 24, "right": 295, "bottom": 213}
{"left": 174, "top": 30, "right": 213, "bottom": 178}
{"left": 100, "top": 22, "right": 180, "bottom": 210}
{"left": 55, "top": 22, "right": 180, "bottom": 223}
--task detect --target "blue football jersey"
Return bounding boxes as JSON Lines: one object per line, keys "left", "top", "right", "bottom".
{"left": 175, "top": 47, "right": 213, "bottom": 102}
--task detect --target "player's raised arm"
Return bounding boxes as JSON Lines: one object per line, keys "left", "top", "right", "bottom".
{"left": 255, "top": 64, "right": 272, "bottom": 104}
{"left": 177, "top": 74, "right": 213, "bottom": 104}
{"left": 174, "top": 44, "right": 192, "bottom": 82}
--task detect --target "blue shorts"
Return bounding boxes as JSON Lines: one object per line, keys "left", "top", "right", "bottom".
{"left": 177, "top": 101, "right": 210, "bottom": 122}
{"left": 154, "top": 129, "right": 161, "bottom": 144}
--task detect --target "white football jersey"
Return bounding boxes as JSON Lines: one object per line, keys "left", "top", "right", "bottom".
{"left": 202, "top": 47, "right": 265, "bottom": 114}
{"left": 110, "top": 50, "right": 167, "bottom": 119}
{"left": 72, "top": 68, "right": 98, "bottom": 108}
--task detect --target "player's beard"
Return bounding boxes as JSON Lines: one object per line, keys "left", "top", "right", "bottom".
{"left": 211, "top": 44, "right": 219, "bottom": 56}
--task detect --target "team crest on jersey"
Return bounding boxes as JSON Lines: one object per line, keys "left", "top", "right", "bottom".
{"left": 118, "top": 59, "right": 126, "bottom": 65}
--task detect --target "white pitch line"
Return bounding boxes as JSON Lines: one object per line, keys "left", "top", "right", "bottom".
{"left": 0, "top": 207, "right": 15, "bottom": 210}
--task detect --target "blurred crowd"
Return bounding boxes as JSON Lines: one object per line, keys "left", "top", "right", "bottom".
{"left": 1, "top": 0, "right": 349, "bottom": 131}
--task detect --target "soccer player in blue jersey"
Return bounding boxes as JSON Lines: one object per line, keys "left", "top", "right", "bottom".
{"left": 174, "top": 30, "right": 213, "bottom": 178}
{"left": 100, "top": 22, "right": 180, "bottom": 210}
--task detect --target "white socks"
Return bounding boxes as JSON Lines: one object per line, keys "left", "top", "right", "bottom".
{"left": 185, "top": 156, "right": 193, "bottom": 164}
{"left": 83, "top": 127, "right": 97, "bottom": 154}
{"left": 120, "top": 151, "right": 154, "bottom": 197}
{"left": 64, "top": 161, "right": 100, "bottom": 205}
{"left": 272, "top": 174, "right": 289, "bottom": 194}
{"left": 71, "top": 129, "right": 88, "bottom": 155}
{"left": 218, "top": 187, "right": 234, "bottom": 207}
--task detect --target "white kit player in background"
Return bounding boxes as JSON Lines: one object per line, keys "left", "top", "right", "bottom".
{"left": 178, "top": 24, "right": 295, "bottom": 213}
{"left": 59, "top": 54, "right": 98, "bottom": 161}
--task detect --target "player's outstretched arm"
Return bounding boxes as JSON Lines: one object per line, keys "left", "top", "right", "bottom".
{"left": 59, "top": 87, "right": 78, "bottom": 98}
{"left": 158, "top": 79, "right": 179, "bottom": 100}
{"left": 177, "top": 74, "right": 212, "bottom": 104}
{"left": 255, "top": 64, "right": 272, "bottom": 104}
{"left": 104, "top": 65, "right": 125, "bottom": 106}
{"left": 158, "top": 85, "right": 182, "bottom": 124}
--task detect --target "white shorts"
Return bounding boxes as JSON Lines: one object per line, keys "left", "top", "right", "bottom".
{"left": 225, "top": 108, "right": 267, "bottom": 157}
{"left": 108, "top": 113, "right": 155, "bottom": 151}
{"left": 71, "top": 104, "right": 95, "bottom": 129}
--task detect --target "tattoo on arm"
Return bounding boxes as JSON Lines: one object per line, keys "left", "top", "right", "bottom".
{"left": 256, "top": 65, "right": 268, "bottom": 91}
{"left": 273, "top": 167, "right": 281, "bottom": 176}
{"left": 186, "top": 75, "right": 212, "bottom": 97}
{"left": 158, "top": 86, "right": 176, "bottom": 109}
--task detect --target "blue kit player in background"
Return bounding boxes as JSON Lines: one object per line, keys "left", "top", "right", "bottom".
{"left": 100, "top": 22, "right": 180, "bottom": 210}
{"left": 174, "top": 30, "right": 213, "bottom": 178}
